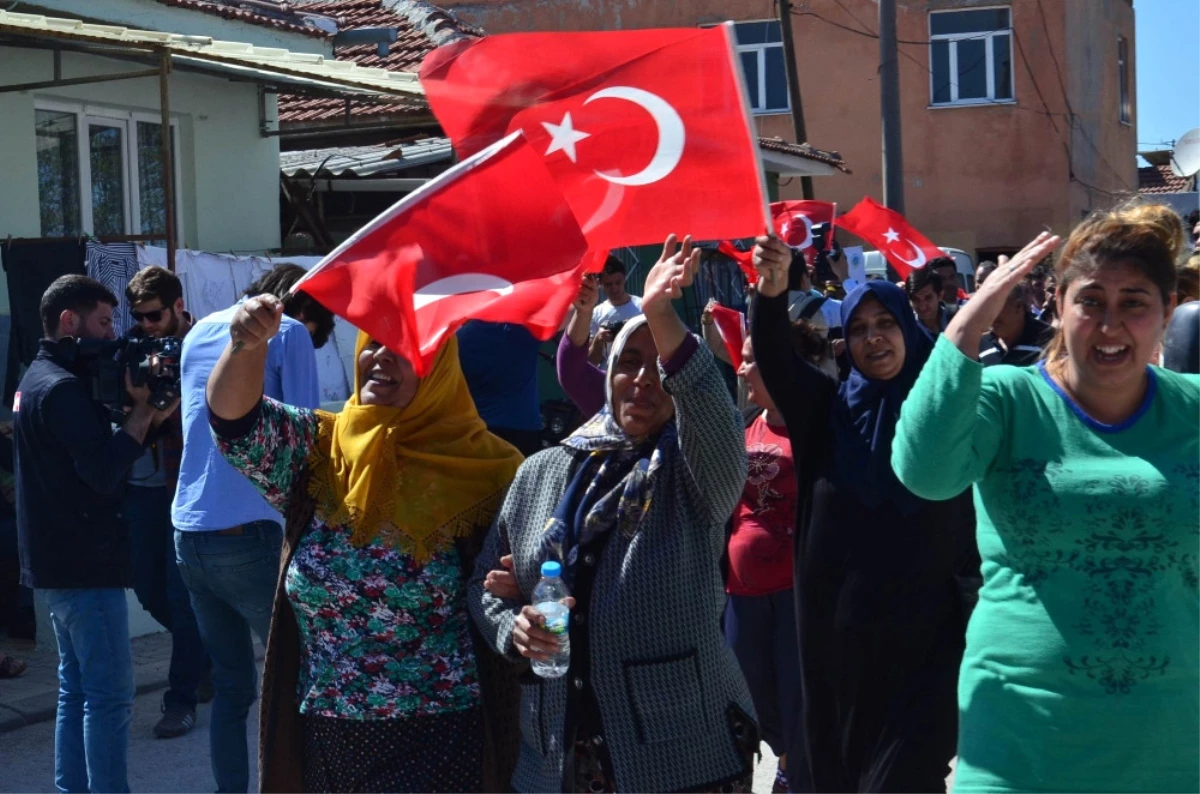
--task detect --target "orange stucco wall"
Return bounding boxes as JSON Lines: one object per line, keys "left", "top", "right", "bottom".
{"left": 440, "top": 0, "right": 1137, "bottom": 256}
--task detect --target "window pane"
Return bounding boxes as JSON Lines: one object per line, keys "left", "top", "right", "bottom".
{"left": 764, "top": 46, "right": 789, "bottom": 111}
{"left": 35, "top": 110, "right": 81, "bottom": 236}
{"left": 956, "top": 38, "right": 988, "bottom": 100}
{"left": 137, "top": 121, "right": 176, "bottom": 235}
{"left": 930, "top": 8, "right": 1010, "bottom": 36}
{"left": 89, "top": 124, "right": 126, "bottom": 236}
{"left": 735, "top": 21, "right": 770, "bottom": 45}
{"left": 931, "top": 40, "right": 952, "bottom": 103}
{"left": 993, "top": 34, "right": 1012, "bottom": 99}
{"left": 765, "top": 20, "right": 782, "bottom": 43}
{"left": 740, "top": 50, "right": 761, "bottom": 109}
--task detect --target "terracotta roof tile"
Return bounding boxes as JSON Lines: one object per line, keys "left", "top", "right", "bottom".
{"left": 157, "top": 0, "right": 333, "bottom": 38}
{"left": 1138, "top": 163, "right": 1195, "bottom": 195}
{"left": 278, "top": 1, "right": 479, "bottom": 125}
{"left": 758, "top": 137, "right": 851, "bottom": 173}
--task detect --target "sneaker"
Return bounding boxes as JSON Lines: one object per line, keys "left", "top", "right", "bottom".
{"left": 196, "top": 669, "right": 214, "bottom": 705}
{"left": 154, "top": 702, "right": 196, "bottom": 739}
{"left": 771, "top": 764, "right": 789, "bottom": 794}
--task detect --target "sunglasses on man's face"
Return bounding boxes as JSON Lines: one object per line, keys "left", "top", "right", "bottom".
{"left": 131, "top": 308, "right": 168, "bottom": 323}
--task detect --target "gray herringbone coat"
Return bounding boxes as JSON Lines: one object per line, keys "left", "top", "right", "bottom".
{"left": 469, "top": 344, "right": 755, "bottom": 793}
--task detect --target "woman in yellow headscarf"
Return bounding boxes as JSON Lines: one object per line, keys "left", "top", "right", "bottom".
{"left": 206, "top": 294, "right": 524, "bottom": 794}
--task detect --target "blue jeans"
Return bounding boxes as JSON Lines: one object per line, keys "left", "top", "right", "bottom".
{"left": 175, "top": 522, "right": 281, "bottom": 794}
{"left": 40, "top": 588, "right": 135, "bottom": 794}
{"left": 126, "top": 485, "right": 209, "bottom": 710}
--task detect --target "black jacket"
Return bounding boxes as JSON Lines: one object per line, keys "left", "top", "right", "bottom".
{"left": 979, "top": 313, "right": 1052, "bottom": 367}
{"left": 14, "top": 340, "right": 144, "bottom": 588}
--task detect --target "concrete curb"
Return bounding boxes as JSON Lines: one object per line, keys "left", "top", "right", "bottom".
{"left": 0, "top": 659, "right": 173, "bottom": 734}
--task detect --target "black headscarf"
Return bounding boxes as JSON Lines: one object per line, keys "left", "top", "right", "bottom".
{"left": 830, "top": 281, "right": 934, "bottom": 514}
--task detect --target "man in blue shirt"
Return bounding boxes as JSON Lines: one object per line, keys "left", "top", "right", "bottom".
{"left": 456, "top": 320, "right": 543, "bottom": 456}
{"left": 172, "top": 264, "right": 330, "bottom": 794}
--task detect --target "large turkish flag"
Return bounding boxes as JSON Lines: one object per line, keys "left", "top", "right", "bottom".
{"left": 835, "top": 197, "right": 944, "bottom": 280}
{"left": 420, "top": 26, "right": 770, "bottom": 250}
{"left": 293, "top": 132, "right": 588, "bottom": 376}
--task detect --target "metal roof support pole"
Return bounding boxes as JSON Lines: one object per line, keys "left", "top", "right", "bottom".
{"left": 159, "top": 50, "right": 176, "bottom": 273}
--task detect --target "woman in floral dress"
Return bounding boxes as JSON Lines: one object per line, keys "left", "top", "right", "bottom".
{"left": 206, "top": 294, "right": 523, "bottom": 793}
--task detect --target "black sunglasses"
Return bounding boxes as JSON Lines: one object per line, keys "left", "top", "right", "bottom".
{"left": 131, "top": 308, "right": 168, "bottom": 323}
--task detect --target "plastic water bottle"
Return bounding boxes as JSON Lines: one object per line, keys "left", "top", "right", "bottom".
{"left": 531, "top": 561, "right": 571, "bottom": 679}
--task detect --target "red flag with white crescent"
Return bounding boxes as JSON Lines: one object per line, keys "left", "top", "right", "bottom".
{"left": 420, "top": 25, "right": 771, "bottom": 251}
{"left": 834, "top": 197, "right": 944, "bottom": 279}
{"left": 771, "top": 200, "right": 836, "bottom": 261}
{"left": 293, "top": 132, "right": 588, "bottom": 377}
{"left": 711, "top": 303, "right": 746, "bottom": 370}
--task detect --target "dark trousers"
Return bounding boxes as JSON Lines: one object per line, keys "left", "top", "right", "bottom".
{"left": 725, "top": 589, "right": 811, "bottom": 792}
{"left": 125, "top": 485, "right": 208, "bottom": 711}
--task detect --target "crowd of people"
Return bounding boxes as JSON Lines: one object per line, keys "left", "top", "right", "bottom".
{"left": 2, "top": 200, "right": 1197, "bottom": 794}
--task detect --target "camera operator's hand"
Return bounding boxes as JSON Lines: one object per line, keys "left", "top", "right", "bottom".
{"left": 230, "top": 295, "right": 284, "bottom": 353}
{"left": 588, "top": 327, "right": 614, "bottom": 364}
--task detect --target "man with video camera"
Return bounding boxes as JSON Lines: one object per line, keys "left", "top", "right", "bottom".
{"left": 14, "top": 275, "right": 179, "bottom": 794}
{"left": 122, "top": 266, "right": 210, "bottom": 740}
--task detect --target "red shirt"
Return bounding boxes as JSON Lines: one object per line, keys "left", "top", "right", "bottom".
{"left": 726, "top": 415, "right": 796, "bottom": 597}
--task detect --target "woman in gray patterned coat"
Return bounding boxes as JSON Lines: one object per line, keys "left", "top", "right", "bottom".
{"left": 470, "top": 236, "right": 756, "bottom": 793}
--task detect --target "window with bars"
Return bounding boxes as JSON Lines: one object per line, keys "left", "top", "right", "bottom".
{"left": 733, "top": 21, "right": 791, "bottom": 114}
{"left": 929, "top": 7, "right": 1014, "bottom": 106}
{"left": 35, "top": 103, "right": 180, "bottom": 238}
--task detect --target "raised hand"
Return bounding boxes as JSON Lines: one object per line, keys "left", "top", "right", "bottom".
{"left": 945, "top": 232, "right": 1062, "bottom": 359}
{"left": 642, "top": 234, "right": 700, "bottom": 318}
{"left": 229, "top": 294, "right": 284, "bottom": 353}
{"left": 753, "top": 235, "right": 791, "bottom": 298}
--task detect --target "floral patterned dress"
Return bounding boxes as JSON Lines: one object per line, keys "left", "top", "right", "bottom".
{"left": 216, "top": 397, "right": 485, "bottom": 791}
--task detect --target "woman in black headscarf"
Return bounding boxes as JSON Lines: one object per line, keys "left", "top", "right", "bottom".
{"left": 749, "top": 236, "right": 976, "bottom": 793}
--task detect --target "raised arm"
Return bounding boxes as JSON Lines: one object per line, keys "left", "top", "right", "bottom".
{"left": 643, "top": 236, "right": 747, "bottom": 525}
{"left": 206, "top": 295, "right": 318, "bottom": 512}
{"left": 557, "top": 276, "right": 608, "bottom": 417}
{"left": 750, "top": 236, "right": 838, "bottom": 444}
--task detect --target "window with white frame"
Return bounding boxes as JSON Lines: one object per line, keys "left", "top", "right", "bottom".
{"left": 929, "top": 7, "right": 1013, "bottom": 106}
{"left": 1117, "top": 36, "right": 1131, "bottom": 123}
{"left": 35, "top": 102, "right": 180, "bottom": 238}
{"left": 734, "top": 21, "right": 791, "bottom": 114}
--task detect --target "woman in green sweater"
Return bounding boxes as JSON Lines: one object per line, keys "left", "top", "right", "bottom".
{"left": 892, "top": 202, "right": 1198, "bottom": 793}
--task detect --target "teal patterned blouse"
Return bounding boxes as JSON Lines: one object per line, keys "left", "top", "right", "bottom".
{"left": 216, "top": 398, "right": 480, "bottom": 720}
{"left": 893, "top": 337, "right": 1199, "bottom": 793}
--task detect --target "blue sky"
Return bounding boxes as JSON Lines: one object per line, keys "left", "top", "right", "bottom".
{"left": 1135, "top": 0, "right": 1199, "bottom": 155}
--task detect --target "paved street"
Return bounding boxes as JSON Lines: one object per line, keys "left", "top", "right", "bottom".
{"left": 0, "top": 684, "right": 781, "bottom": 793}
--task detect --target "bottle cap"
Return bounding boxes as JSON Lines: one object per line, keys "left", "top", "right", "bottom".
{"left": 541, "top": 561, "right": 563, "bottom": 578}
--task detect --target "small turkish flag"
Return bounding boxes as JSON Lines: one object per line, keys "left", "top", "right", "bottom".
{"left": 834, "top": 197, "right": 944, "bottom": 280}
{"left": 420, "top": 25, "right": 770, "bottom": 251}
{"left": 771, "top": 201, "right": 836, "bottom": 260}
{"left": 711, "top": 304, "right": 746, "bottom": 371}
{"left": 294, "top": 131, "right": 588, "bottom": 376}
{"left": 718, "top": 241, "right": 757, "bottom": 284}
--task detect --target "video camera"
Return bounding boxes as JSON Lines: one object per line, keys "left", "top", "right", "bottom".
{"left": 58, "top": 336, "right": 183, "bottom": 423}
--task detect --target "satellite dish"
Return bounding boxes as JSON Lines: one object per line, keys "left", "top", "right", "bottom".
{"left": 1171, "top": 128, "right": 1200, "bottom": 178}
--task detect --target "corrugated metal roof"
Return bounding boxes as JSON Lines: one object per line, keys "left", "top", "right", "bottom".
{"left": 280, "top": 136, "right": 453, "bottom": 176}
{"left": 0, "top": 9, "right": 423, "bottom": 98}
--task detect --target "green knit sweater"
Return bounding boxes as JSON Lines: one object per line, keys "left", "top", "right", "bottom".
{"left": 893, "top": 336, "right": 1199, "bottom": 793}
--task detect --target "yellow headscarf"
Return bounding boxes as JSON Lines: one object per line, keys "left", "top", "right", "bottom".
{"left": 307, "top": 332, "right": 524, "bottom": 561}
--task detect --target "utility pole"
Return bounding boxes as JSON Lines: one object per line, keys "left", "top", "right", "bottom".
{"left": 879, "top": 0, "right": 905, "bottom": 212}
{"left": 777, "top": 0, "right": 814, "bottom": 199}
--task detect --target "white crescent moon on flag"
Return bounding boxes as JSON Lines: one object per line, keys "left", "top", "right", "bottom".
{"left": 892, "top": 240, "right": 927, "bottom": 270}
{"left": 583, "top": 86, "right": 686, "bottom": 187}
{"left": 412, "top": 273, "right": 514, "bottom": 310}
{"left": 790, "top": 214, "right": 814, "bottom": 250}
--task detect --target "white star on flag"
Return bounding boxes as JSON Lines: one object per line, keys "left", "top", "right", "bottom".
{"left": 541, "top": 112, "right": 591, "bottom": 163}
{"left": 883, "top": 228, "right": 900, "bottom": 244}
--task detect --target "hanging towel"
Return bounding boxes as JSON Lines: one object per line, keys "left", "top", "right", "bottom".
{"left": 86, "top": 242, "right": 140, "bottom": 337}
{"left": 2, "top": 240, "right": 86, "bottom": 403}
